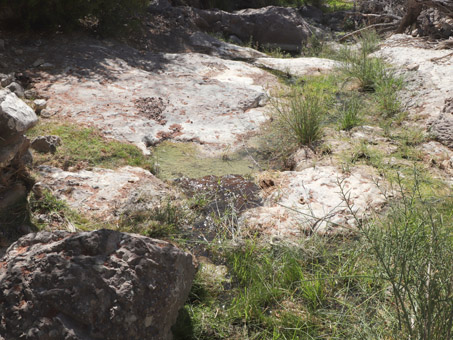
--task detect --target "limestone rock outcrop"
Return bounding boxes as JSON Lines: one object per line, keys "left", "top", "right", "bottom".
{"left": 0, "top": 89, "right": 38, "bottom": 245}
{"left": 193, "top": 6, "right": 314, "bottom": 52}
{"left": 0, "top": 229, "right": 197, "bottom": 340}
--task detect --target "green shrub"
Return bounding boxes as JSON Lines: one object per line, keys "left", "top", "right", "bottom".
{"left": 347, "top": 173, "right": 453, "bottom": 340}
{"left": 339, "top": 95, "right": 362, "bottom": 130}
{"left": 338, "top": 30, "right": 384, "bottom": 91}
{"left": 374, "top": 70, "right": 404, "bottom": 117}
{"left": 0, "top": 0, "right": 147, "bottom": 32}
{"left": 273, "top": 88, "right": 325, "bottom": 146}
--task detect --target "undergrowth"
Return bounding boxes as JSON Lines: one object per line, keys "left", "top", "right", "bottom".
{"left": 27, "top": 122, "right": 154, "bottom": 172}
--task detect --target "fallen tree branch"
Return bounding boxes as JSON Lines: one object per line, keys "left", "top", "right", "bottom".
{"left": 339, "top": 22, "right": 399, "bottom": 42}
{"left": 345, "top": 12, "right": 402, "bottom": 21}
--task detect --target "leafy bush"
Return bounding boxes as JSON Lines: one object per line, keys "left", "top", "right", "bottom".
{"left": 0, "top": 0, "right": 148, "bottom": 32}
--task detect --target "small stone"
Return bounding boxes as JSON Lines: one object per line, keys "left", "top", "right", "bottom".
{"left": 24, "top": 89, "right": 38, "bottom": 99}
{"left": 6, "top": 82, "right": 24, "bottom": 98}
{"left": 32, "top": 58, "right": 45, "bottom": 68}
{"left": 1, "top": 73, "right": 14, "bottom": 87}
{"left": 39, "top": 109, "right": 53, "bottom": 118}
{"left": 31, "top": 135, "right": 62, "bottom": 154}
{"left": 40, "top": 63, "right": 54, "bottom": 69}
{"left": 407, "top": 63, "right": 419, "bottom": 71}
{"left": 33, "top": 99, "right": 47, "bottom": 112}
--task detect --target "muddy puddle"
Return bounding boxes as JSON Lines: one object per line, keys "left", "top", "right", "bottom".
{"left": 152, "top": 141, "right": 265, "bottom": 180}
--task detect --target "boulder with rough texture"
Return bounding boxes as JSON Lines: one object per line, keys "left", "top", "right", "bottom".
{"left": 0, "top": 229, "right": 197, "bottom": 340}
{"left": 5, "top": 81, "right": 24, "bottom": 98}
{"left": 242, "top": 166, "right": 386, "bottom": 237}
{"left": 194, "top": 6, "right": 313, "bottom": 52}
{"left": 37, "top": 165, "right": 171, "bottom": 220}
{"left": 0, "top": 89, "right": 38, "bottom": 139}
{"left": 31, "top": 135, "right": 61, "bottom": 153}
{"left": 0, "top": 89, "right": 38, "bottom": 245}
{"left": 33, "top": 98, "right": 47, "bottom": 112}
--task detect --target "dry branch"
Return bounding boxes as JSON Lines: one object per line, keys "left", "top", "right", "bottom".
{"left": 339, "top": 22, "right": 399, "bottom": 42}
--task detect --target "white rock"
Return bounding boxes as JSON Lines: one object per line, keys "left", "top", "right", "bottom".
{"left": 33, "top": 99, "right": 47, "bottom": 111}
{"left": 241, "top": 166, "right": 386, "bottom": 236}
{"left": 33, "top": 45, "right": 277, "bottom": 154}
{"left": 0, "top": 89, "right": 38, "bottom": 134}
{"left": 37, "top": 166, "right": 171, "bottom": 220}
{"left": 254, "top": 57, "right": 339, "bottom": 77}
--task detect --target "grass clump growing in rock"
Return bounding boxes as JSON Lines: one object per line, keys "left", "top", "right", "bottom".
{"left": 27, "top": 122, "right": 154, "bottom": 172}
{"left": 273, "top": 88, "right": 326, "bottom": 146}
{"left": 338, "top": 95, "right": 362, "bottom": 130}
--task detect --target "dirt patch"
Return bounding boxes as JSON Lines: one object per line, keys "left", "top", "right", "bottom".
{"left": 133, "top": 97, "right": 168, "bottom": 125}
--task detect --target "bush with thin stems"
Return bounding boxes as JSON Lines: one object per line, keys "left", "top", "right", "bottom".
{"left": 272, "top": 88, "right": 326, "bottom": 146}
{"left": 341, "top": 171, "right": 453, "bottom": 340}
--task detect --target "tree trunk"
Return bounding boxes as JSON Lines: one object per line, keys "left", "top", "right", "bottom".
{"left": 396, "top": 0, "right": 424, "bottom": 33}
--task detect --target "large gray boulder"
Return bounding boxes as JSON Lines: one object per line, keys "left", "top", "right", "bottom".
{"left": 194, "top": 6, "right": 313, "bottom": 52}
{"left": 0, "top": 229, "right": 197, "bottom": 340}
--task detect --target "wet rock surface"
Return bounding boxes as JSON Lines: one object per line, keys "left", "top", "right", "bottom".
{"left": 177, "top": 174, "right": 262, "bottom": 214}
{"left": 0, "top": 229, "right": 197, "bottom": 340}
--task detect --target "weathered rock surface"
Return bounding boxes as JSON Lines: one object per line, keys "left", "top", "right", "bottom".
{"left": 377, "top": 35, "right": 453, "bottom": 123}
{"left": 0, "top": 89, "right": 38, "bottom": 245}
{"left": 32, "top": 43, "right": 275, "bottom": 154}
{"left": 193, "top": 6, "right": 314, "bottom": 52}
{"left": 242, "top": 166, "right": 386, "bottom": 236}
{"left": 5, "top": 81, "right": 24, "bottom": 98}
{"left": 37, "top": 165, "right": 171, "bottom": 220}
{"left": 254, "top": 57, "right": 339, "bottom": 77}
{"left": 429, "top": 98, "right": 453, "bottom": 148}
{"left": 0, "top": 89, "right": 37, "bottom": 137}
{"left": 0, "top": 229, "right": 197, "bottom": 340}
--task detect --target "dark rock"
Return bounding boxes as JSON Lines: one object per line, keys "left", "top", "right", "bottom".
{"left": 31, "top": 135, "right": 61, "bottom": 154}
{"left": 0, "top": 73, "right": 14, "bottom": 87}
{"left": 6, "top": 81, "right": 24, "bottom": 98}
{"left": 194, "top": 6, "right": 313, "bottom": 52}
{"left": 0, "top": 229, "right": 197, "bottom": 340}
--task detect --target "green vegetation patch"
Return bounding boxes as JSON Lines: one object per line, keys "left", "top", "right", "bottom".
{"left": 27, "top": 122, "right": 154, "bottom": 172}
